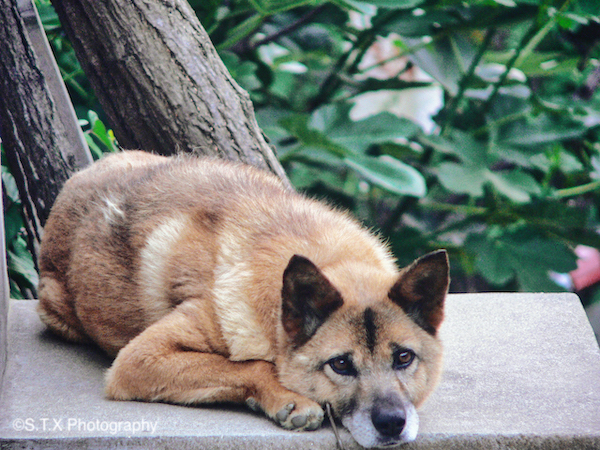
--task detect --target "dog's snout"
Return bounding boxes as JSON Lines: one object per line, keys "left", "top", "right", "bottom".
{"left": 371, "top": 406, "right": 406, "bottom": 438}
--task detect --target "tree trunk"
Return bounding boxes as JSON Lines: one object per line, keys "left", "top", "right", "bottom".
{"left": 50, "top": 0, "right": 289, "bottom": 185}
{"left": 0, "top": 0, "right": 77, "bottom": 259}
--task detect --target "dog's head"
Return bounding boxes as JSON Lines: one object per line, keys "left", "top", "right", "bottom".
{"left": 278, "top": 250, "right": 449, "bottom": 448}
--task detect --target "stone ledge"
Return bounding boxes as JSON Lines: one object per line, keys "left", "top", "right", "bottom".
{"left": 1, "top": 293, "right": 600, "bottom": 449}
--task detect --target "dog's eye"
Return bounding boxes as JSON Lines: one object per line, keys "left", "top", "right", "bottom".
{"left": 393, "top": 349, "right": 415, "bottom": 370}
{"left": 327, "top": 355, "right": 357, "bottom": 376}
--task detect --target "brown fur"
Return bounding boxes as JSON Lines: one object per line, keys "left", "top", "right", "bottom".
{"left": 37, "top": 151, "right": 449, "bottom": 447}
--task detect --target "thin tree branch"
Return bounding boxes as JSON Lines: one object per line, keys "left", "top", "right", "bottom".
{"left": 249, "top": 5, "right": 326, "bottom": 51}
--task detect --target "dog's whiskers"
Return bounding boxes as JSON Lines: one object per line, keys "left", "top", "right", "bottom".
{"left": 326, "top": 403, "right": 347, "bottom": 450}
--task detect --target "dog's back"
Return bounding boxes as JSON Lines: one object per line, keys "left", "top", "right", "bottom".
{"left": 38, "top": 151, "right": 398, "bottom": 356}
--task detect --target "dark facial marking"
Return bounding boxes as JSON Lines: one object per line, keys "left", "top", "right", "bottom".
{"left": 336, "top": 395, "right": 358, "bottom": 418}
{"left": 363, "top": 307, "right": 378, "bottom": 353}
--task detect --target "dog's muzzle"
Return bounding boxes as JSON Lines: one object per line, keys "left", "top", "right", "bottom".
{"left": 342, "top": 395, "right": 419, "bottom": 448}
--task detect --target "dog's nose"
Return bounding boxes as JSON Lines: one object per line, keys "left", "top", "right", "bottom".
{"left": 371, "top": 407, "right": 406, "bottom": 438}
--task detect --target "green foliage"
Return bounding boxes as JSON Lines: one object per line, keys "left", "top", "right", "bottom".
{"left": 80, "top": 110, "right": 120, "bottom": 159}
{"left": 3, "top": 0, "right": 600, "bottom": 297}
{"left": 35, "top": 0, "right": 97, "bottom": 110}
{"left": 1, "top": 151, "right": 38, "bottom": 299}
{"left": 191, "top": 0, "right": 600, "bottom": 294}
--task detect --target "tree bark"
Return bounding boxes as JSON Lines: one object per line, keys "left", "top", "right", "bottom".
{"left": 50, "top": 0, "right": 289, "bottom": 185}
{"left": 0, "top": 0, "right": 76, "bottom": 259}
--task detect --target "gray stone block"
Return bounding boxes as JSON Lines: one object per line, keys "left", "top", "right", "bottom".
{"left": 1, "top": 293, "right": 599, "bottom": 449}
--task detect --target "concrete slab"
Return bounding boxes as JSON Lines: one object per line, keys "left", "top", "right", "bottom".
{"left": 1, "top": 293, "right": 600, "bottom": 449}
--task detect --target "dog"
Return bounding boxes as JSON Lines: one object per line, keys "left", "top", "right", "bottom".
{"left": 37, "top": 151, "right": 449, "bottom": 448}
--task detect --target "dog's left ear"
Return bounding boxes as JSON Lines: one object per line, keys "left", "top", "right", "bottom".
{"left": 281, "top": 255, "right": 344, "bottom": 349}
{"left": 388, "top": 250, "right": 450, "bottom": 335}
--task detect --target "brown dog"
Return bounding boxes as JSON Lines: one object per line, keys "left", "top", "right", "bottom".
{"left": 37, "top": 151, "right": 449, "bottom": 448}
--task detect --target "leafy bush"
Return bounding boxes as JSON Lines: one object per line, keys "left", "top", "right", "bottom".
{"left": 2, "top": 148, "right": 38, "bottom": 299}
{"left": 189, "top": 0, "right": 600, "bottom": 294}
{"left": 3, "top": 0, "right": 600, "bottom": 297}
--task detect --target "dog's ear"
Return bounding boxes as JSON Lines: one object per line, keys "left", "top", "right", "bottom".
{"left": 388, "top": 250, "right": 449, "bottom": 335}
{"left": 281, "top": 255, "right": 344, "bottom": 348}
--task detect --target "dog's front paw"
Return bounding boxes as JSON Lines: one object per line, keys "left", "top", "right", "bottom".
{"left": 274, "top": 399, "right": 324, "bottom": 431}
{"left": 247, "top": 394, "right": 324, "bottom": 431}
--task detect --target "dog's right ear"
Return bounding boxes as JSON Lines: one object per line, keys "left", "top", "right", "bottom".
{"left": 281, "top": 255, "right": 344, "bottom": 349}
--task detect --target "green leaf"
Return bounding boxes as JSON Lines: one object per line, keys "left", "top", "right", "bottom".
{"left": 467, "top": 234, "right": 515, "bottom": 286}
{"left": 382, "top": 10, "right": 461, "bottom": 37}
{"left": 511, "top": 236, "right": 576, "bottom": 291}
{"left": 288, "top": 160, "right": 344, "bottom": 190}
{"left": 4, "top": 204, "right": 24, "bottom": 245}
{"left": 37, "top": 2, "right": 61, "bottom": 32}
{"left": 256, "top": 107, "right": 295, "bottom": 146}
{"left": 487, "top": 170, "right": 541, "bottom": 202}
{"left": 311, "top": 104, "right": 420, "bottom": 154}
{"left": 344, "top": 154, "right": 426, "bottom": 197}
{"left": 84, "top": 110, "right": 119, "bottom": 157}
{"left": 308, "top": 104, "right": 345, "bottom": 133}
{"left": 500, "top": 114, "right": 588, "bottom": 147}
{"left": 405, "top": 33, "right": 477, "bottom": 95}
{"left": 289, "top": 147, "right": 346, "bottom": 168}
{"left": 279, "top": 114, "right": 348, "bottom": 156}
{"left": 466, "top": 228, "right": 577, "bottom": 291}
{"left": 269, "top": 70, "right": 300, "bottom": 100}
{"left": 555, "top": 11, "right": 589, "bottom": 31}
{"left": 85, "top": 134, "right": 105, "bottom": 160}
{"left": 512, "top": 201, "right": 600, "bottom": 249}
{"left": 419, "top": 130, "right": 488, "bottom": 167}
{"left": 7, "top": 236, "right": 39, "bottom": 289}
{"left": 330, "top": 0, "right": 376, "bottom": 14}
{"left": 89, "top": 110, "right": 112, "bottom": 150}
{"left": 249, "top": 0, "right": 324, "bottom": 14}
{"left": 217, "top": 13, "right": 264, "bottom": 50}
{"left": 437, "top": 163, "right": 486, "bottom": 197}
{"left": 1, "top": 165, "right": 20, "bottom": 203}
{"left": 363, "top": 0, "right": 424, "bottom": 8}
{"left": 530, "top": 148, "right": 584, "bottom": 174}
{"left": 437, "top": 163, "right": 540, "bottom": 202}
{"left": 513, "top": 52, "right": 579, "bottom": 77}
{"left": 9, "top": 278, "right": 26, "bottom": 299}
{"left": 331, "top": 113, "right": 420, "bottom": 153}
{"left": 488, "top": 144, "right": 541, "bottom": 169}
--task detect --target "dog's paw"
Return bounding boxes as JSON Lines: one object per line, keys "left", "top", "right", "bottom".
{"left": 274, "top": 400, "right": 324, "bottom": 431}
{"left": 247, "top": 394, "right": 324, "bottom": 431}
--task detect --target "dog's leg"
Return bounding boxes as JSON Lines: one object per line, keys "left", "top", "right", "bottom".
{"left": 105, "top": 306, "right": 324, "bottom": 431}
{"left": 37, "top": 275, "right": 89, "bottom": 343}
